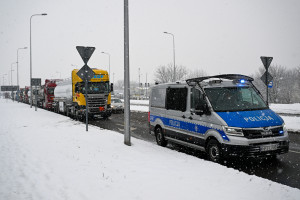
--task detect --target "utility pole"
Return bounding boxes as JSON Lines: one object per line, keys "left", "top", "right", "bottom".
{"left": 124, "top": 0, "right": 131, "bottom": 146}
{"left": 138, "top": 68, "right": 141, "bottom": 99}
{"left": 145, "top": 73, "right": 148, "bottom": 99}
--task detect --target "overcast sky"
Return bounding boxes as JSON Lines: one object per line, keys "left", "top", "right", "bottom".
{"left": 1, "top": 0, "right": 299, "bottom": 87}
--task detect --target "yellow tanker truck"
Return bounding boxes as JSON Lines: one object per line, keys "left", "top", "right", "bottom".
{"left": 54, "top": 68, "right": 113, "bottom": 120}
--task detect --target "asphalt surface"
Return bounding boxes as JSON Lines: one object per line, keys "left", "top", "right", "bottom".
{"left": 90, "top": 111, "right": 300, "bottom": 189}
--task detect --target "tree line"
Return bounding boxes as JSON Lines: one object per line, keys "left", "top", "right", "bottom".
{"left": 154, "top": 63, "right": 300, "bottom": 104}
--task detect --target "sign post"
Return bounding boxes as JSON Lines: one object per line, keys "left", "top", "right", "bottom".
{"left": 260, "top": 56, "right": 273, "bottom": 105}
{"left": 76, "top": 46, "right": 96, "bottom": 132}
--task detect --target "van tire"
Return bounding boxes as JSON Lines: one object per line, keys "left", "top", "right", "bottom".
{"left": 207, "top": 139, "right": 222, "bottom": 163}
{"left": 155, "top": 127, "right": 167, "bottom": 147}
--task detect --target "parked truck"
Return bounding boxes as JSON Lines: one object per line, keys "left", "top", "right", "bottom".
{"left": 38, "top": 79, "right": 61, "bottom": 109}
{"left": 53, "top": 68, "right": 112, "bottom": 119}
{"left": 24, "top": 86, "right": 30, "bottom": 104}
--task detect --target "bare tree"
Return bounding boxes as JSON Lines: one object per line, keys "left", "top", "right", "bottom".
{"left": 253, "top": 64, "right": 300, "bottom": 104}
{"left": 114, "top": 80, "right": 124, "bottom": 90}
{"left": 154, "top": 63, "right": 188, "bottom": 83}
{"left": 186, "top": 69, "right": 208, "bottom": 79}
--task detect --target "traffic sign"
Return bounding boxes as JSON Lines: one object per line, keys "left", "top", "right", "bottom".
{"left": 1, "top": 85, "right": 19, "bottom": 91}
{"left": 76, "top": 46, "right": 95, "bottom": 64}
{"left": 31, "top": 78, "right": 41, "bottom": 86}
{"left": 260, "top": 71, "right": 273, "bottom": 86}
{"left": 268, "top": 81, "right": 273, "bottom": 88}
{"left": 260, "top": 56, "right": 273, "bottom": 70}
{"left": 77, "top": 64, "right": 95, "bottom": 82}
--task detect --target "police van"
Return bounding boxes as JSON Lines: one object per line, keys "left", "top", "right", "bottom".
{"left": 149, "top": 74, "right": 289, "bottom": 162}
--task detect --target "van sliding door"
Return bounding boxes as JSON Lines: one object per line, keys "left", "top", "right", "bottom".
{"left": 165, "top": 87, "right": 189, "bottom": 141}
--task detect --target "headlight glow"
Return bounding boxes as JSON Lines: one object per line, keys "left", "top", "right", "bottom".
{"left": 223, "top": 126, "right": 244, "bottom": 137}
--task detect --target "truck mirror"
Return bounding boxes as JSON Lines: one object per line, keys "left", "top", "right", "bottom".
{"left": 110, "top": 83, "right": 114, "bottom": 92}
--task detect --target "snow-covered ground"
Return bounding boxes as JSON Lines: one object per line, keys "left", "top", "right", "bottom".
{"left": 0, "top": 99, "right": 300, "bottom": 200}
{"left": 270, "top": 103, "right": 300, "bottom": 115}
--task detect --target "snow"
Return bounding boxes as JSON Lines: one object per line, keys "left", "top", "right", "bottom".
{"left": 270, "top": 103, "right": 300, "bottom": 115}
{"left": 1, "top": 99, "right": 300, "bottom": 200}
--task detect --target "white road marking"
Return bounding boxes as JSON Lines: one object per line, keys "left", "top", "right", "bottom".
{"left": 289, "top": 150, "right": 300, "bottom": 154}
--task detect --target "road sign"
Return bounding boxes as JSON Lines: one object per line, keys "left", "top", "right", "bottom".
{"left": 76, "top": 46, "right": 96, "bottom": 132}
{"left": 76, "top": 46, "right": 95, "bottom": 64}
{"left": 260, "top": 71, "right": 273, "bottom": 86}
{"left": 1, "top": 85, "right": 19, "bottom": 91}
{"left": 260, "top": 56, "right": 273, "bottom": 70}
{"left": 77, "top": 64, "right": 95, "bottom": 82}
{"left": 31, "top": 78, "right": 41, "bottom": 86}
{"left": 268, "top": 81, "right": 273, "bottom": 88}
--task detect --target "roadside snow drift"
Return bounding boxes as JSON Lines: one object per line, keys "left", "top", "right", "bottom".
{"left": 0, "top": 99, "right": 299, "bottom": 200}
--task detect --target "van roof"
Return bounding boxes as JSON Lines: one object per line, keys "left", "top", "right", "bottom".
{"left": 186, "top": 74, "right": 253, "bottom": 85}
{"left": 152, "top": 74, "right": 254, "bottom": 89}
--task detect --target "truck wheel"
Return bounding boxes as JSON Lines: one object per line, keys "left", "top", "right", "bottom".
{"left": 66, "top": 107, "right": 70, "bottom": 117}
{"left": 155, "top": 126, "right": 167, "bottom": 147}
{"left": 206, "top": 139, "right": 223, "bottom": 163}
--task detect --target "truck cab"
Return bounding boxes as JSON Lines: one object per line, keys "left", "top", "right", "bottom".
{"left": 149, "top": 74, "right": 289, "bottom": 162}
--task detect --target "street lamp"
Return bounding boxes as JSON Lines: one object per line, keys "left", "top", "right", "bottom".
{"left": 101, "top": 51, "right": 111, "bottom": 77}
{"left": 17, "top": 47, "right": 27, "bottom": 103}
{"left": 30, "top": 13, "right": 47, "bottom": 108}
{"left": 11, "top": 62, "right": 17, "bottom": 86}
{"left": 17, "top": 47, "right": 27, "bottom": 87}
{"left": 163, "top": 31, "right": 176, "bottom": 82}
{"left": 2, "top": 74, "right": 8, "bottom": 85}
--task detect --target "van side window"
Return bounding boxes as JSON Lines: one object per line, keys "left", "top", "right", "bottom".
{"left": 166, "top": 87, "right": 187, "bottom": 111}
{"left": 151, "top": 88, "right": 166, "bottom": 108}
{"left": 190, "top": 88, "right": 203, "bottom": 109}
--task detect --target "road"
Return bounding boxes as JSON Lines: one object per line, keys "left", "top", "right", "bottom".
{"left": 90, "top": 111, "right": 300, "bottom": 189}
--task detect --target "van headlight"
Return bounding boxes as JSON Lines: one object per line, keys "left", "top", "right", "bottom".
{"left": 282, "top": 123, "right": 287, "bottom": 134}
{"left": 223, "top": 126, "right": 244, "bottom": 137}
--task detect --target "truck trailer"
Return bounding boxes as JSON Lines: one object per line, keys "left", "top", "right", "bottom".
{"left": 53, "top": 68, "right": 112, "bottom": 119}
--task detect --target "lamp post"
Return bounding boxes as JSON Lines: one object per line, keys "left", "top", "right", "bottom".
{"left": 30, "top": 13, "right": 47, "bottom": 108}
{"left": 101, "top": 51, "right": 111, "bottom": 77}
{"left": 11, "top": 62, "right": 17, "bottom": 86}
{"left": 2, "top": 74, "right": 8, "bottom": 85}
{"left": 17, "top": 47, "right": 27, "bottom": 87}
{"left": 17, "top": 47, "right": 27, "bottom": 102}
{"left": 163, "top": 31, "right": 176, "bottom": 82}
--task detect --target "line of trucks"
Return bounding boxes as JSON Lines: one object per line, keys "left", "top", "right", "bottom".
{"left": 17, "top": 68, "right": 113, "bottom": 120}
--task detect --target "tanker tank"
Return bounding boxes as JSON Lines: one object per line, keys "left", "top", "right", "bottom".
{"left": 54, "top": 79, "right": 73, "bottom": 103}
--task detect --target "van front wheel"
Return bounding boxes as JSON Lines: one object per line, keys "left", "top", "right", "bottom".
{"left": 155, "top": 127, "right": 167, "bottom": 147}
{"left": 207, "top": 139, "right": 222, "bottom": 163}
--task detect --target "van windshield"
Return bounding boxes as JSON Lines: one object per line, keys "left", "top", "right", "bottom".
{"left": 204, "top": 87, "right": 268, "bottom": 112}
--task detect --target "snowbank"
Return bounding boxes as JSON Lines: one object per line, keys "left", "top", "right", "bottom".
{"left": 0, "top": 100, "right": 299, "bottom": 200}
{"left": 270, "top": 103, "right": 300, "bottom": 115}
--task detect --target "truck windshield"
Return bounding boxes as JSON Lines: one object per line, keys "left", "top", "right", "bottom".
{"left": 204, "top": 87, "right": 268, "bottom": 112}
{"left": 75, "top": 82, "right": 109, "bottom": 94}
{"left": 47, "top": 88, "right": 54, "bottom": 95}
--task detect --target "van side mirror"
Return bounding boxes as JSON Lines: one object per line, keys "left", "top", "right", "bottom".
{"left": 110, "top": 83, "right": 114, "bottom": 92}
{"left": 194, "top": 102, "right": 210, "bottom": 115}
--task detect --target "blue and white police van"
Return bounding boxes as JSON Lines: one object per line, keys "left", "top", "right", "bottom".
{"left": 149, "top": 74, "right": 289, "bottom": 162}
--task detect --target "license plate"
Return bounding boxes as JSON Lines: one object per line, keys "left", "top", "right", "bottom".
{"left": 260, "top": 144, "right": 278, "bottom": 152}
